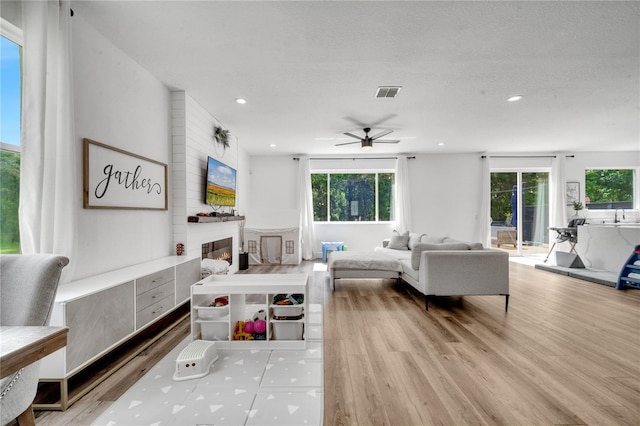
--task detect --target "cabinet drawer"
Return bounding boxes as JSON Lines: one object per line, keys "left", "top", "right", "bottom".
{"left": 136, "top": 294, "right": 174, "bottom": 329}
{"left": 136, "top": 267, "right": 174, "bottom": 295}
{"left": 137, "top": 281, "right": 174, "bottom": 312}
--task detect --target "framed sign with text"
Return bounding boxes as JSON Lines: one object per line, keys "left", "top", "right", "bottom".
{"left": 83, "top": 138, "right": 168, "bottom": 210}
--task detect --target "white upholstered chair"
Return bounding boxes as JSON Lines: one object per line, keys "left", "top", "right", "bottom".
{"left": 1, "top": 254, "right": 69, "bottom": 426}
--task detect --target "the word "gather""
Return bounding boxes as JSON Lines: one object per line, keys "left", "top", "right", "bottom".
{"left": 94, "top": 164, "right": 162, "bottom": 199}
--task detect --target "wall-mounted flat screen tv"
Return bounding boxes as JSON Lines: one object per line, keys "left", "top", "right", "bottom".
{"left": 206, "top": 156, "right": 236, "bottom": 206}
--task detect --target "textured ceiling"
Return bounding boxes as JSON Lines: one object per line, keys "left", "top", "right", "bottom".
{"left": 71, "top": 0, "right": 639, "bottom": 156}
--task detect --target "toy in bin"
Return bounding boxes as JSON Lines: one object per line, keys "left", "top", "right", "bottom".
{"left": 272, "top": 294, "right": 304, "bottom": 320}
{"left": 273, "top": 294, "right": 304, "bottom": 305}
{"left": 232, "top": 309, "right": 267, "bottom": 340}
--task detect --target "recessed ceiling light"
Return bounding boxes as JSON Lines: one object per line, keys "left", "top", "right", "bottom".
{"left": 235, "top": 98, "right": 247, "bottom": 104}
{"left": 507, "top": 95, "right": 523, "bottom": 102}
{"left": 269, "top": 144, "right": 276, "bottom": 148}
{"left": 438, "top": 142, "right": 445, "bottom": 146}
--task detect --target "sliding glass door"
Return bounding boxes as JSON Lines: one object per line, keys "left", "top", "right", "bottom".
{"left": 491, "top": 170, "right": 549, "bottom": 258}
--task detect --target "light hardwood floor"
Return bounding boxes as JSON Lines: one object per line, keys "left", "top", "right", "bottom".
{"left": 32, "top": 260, "right": 639, "bottom": 425}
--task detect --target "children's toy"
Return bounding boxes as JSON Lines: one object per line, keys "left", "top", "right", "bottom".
{"left": 253, "top": 309, "right": 267, "bottom": 321}
{"left": 254, "top": 319, "right": 266, "bottom": 334}
{"left": 173, "top": 340, "right": 218, "bottom": 381}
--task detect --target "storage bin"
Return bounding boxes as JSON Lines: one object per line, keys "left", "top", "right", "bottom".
{"left": 271, "top": 304, "right": 304, "bottom": 318}
{"left": 271, "top": 320, "right": 304, "bottom": 340}
{"left": 195, "top": 305, "right": 229, "bottom": 320}
{"left": 198, "top": 320, "right": 229, "bottom": 341}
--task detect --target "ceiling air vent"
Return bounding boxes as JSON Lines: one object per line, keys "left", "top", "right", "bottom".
{"left": 375, "top": 86, "right": 402, "bottom": 98}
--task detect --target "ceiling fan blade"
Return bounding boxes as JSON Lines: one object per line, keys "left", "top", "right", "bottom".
{"left": 373, "top": 140, "right": 400, "bottom": 144}
{"left": 335, "top": 140, "right": 362, "bottom": 146}
{"left": 343, "top": 132, "right": 363, "bottom": 140}
{"left": 370, "top": 129, "right": 393, "bottom": 140}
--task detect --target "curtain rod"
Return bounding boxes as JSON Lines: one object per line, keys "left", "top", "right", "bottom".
{"left": 293, "top": 156, "right": 415, "bottom": 161}
{"left": 481, "top": 155, "right": 575, "bottom": 159}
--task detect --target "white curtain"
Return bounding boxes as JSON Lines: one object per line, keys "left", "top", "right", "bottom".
{"left": 20, "top": 0, "right": 78, "bottom": 281}
{"left": 477, "top": 155, "right": 491, "bottom": 246}
{"left": 550, "top": 155, "right": 568, "bottom": 228}
{"left": 533, "top": 180, "right": 548, "bottom": 244}
{"left": 394, "top": 156, "right": 412, "bottom": 233}
{"left": 297, "top": 157, "right": 316, "bottom": 260}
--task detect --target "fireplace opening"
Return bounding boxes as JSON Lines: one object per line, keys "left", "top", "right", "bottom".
{"left": 202, "top": 238, "right": 232, "bottom": 265}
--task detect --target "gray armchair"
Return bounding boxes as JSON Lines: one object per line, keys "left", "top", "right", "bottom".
{"left": 1, "top": 254, "right": 69, "bottom": 426}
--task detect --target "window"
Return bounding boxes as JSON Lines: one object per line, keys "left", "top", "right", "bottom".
{"left": 1, "top": 27, "right": 22, "bottom": 254}
{"left": 311, "top": 172, "right": 395, "bottom": 222}
{"left": 585, "top": 169, "right": 634, "bottom": 209}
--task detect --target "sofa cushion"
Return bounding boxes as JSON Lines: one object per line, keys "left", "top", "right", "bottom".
{"left": 443, "top": 237, "right": 465, "bottom": 244}
{"left": 400, "top": 259, "right": 419, "bottom": 281}
{"left": 410, "top": 242, "right": 471, "bottom": 270}
{"left": 408, "top": 233, "right": 425, "bottom": 250}
{"left": 374, "top": 246, "right": 412, "bottom": 261}
{"left": 468, "top": 242, "right": 484, "bottom": 250}
{"left": 387, "top": 230, "right": 410, "bottom": 250}
{"left": 421, "top": 235, "right": 446, "bottom": 244}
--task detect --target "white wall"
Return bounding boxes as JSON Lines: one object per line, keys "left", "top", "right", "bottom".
{"left": 73, "top": 16, "right": 173, "bottom": 279}
{"left": 248, "top": 156, "right": 299, "bottom": 211}
{"left": 248, "top": 153, "right": 485, "bottom": 254}
{"left": 247, "top": 151, "right": 640, "bottom": 255}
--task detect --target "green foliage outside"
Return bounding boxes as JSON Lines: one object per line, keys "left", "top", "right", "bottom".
{"left": 491, "top": 172, "right": 516, "bottom": 223}
{"left": 491, "top": 172, "right": 549, "bottom": 224}
{"left": 311, "top": 174, "right": 327, "bottom": 221}
{"left": 378, "top": 173, "right": 394, "bottom": 221}
{"left": 0, "top": 150, "right": 21, "bottom": 253}
{"left": 585, "top": 169, "right": 633, "bottom": 203}
{"left": 330, "top": 174, "right": 375, "bottom": 221}
{"left": 311, "top": 172, "right": 394, "bottom": 222}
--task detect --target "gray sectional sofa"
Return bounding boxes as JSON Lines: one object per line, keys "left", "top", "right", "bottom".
{"left": 374, "top": 232, "right": 510, "bottom": 310}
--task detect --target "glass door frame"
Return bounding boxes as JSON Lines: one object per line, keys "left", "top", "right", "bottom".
{"left": 491, "top": 167, "right": 550, "bottom": 257}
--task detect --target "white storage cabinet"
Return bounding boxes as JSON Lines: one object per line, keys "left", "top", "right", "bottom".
{"left": 37, "top": 256, "right": 201, "bottom": 410}
{"left": 191, "top": 273, "right": 308, "bottom": 350}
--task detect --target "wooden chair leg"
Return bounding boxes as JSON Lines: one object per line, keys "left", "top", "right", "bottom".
{"left": 16, "top": 404, "right": 36, "bottom": 426}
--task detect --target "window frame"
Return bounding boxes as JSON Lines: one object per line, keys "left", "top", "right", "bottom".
{"left": 1, "top": 19, "right": 23, "bottom": 254}
{"left": 1, "top": 18, "right": 23, "bottom": 150}
{"left": 311, "top": 168, "right": 395, "bottom": 224}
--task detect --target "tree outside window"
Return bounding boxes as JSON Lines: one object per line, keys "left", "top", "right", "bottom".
{"left": 311, "top": 172, "right": 394, "bottom": 222}
{"left": 585, "top": 169, "right": 634, "bottom": 210}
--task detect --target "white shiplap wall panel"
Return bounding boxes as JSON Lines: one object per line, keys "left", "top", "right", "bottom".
{"left": 172, "top": 91, "right": 240, "bottom": 267}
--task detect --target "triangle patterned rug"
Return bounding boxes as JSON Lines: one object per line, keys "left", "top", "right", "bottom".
{"left": 93, "top": 304, "right": 323, "bottom": 425}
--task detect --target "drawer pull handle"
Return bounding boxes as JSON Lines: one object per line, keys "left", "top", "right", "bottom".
{"left": 152, "top": 307, "right": 163, "bottom": 314}
{"left": 152, "top": 292, "right": 163, "bottom": 299}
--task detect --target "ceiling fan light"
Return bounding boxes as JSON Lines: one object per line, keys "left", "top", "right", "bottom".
{"left": 361, "top": 144, "right": 373, "bottom": 151}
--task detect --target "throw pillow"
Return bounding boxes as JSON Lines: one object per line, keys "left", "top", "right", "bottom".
{"left": 410, "top": 242, "right": 471, "bottom": 270}
{"left": 408, "top": 233, "right": 425, "bottom": 250}
{"left": 387, "top": 230, "right": 410, "bottom": 250}
{"left": 468, "top": 242, "right": 484, "bottom": 250}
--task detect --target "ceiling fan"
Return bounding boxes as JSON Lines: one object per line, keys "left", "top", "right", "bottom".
{"left": 335, "top": 127, "right": 400, "bottom": 151}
